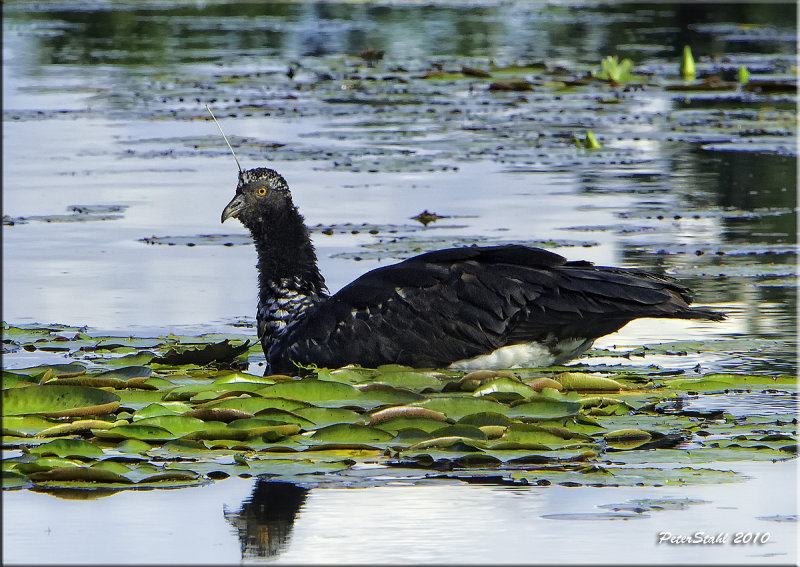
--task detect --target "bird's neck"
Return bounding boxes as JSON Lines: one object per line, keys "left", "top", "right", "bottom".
{"left": 249, "top": 204, "right": 328, "bottom": 310}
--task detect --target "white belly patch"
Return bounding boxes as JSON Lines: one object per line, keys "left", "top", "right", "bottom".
{"left": 448, "top": 338, "right": 594, "bottom": 371}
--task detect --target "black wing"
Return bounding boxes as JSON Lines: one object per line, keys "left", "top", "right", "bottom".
{"left": 269, "top": 245, "right": 720, "bottom": 371}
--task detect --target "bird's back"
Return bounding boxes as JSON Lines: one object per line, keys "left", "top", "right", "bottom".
{"left": 264, "top": 245, "right": 721, "bottom": 373}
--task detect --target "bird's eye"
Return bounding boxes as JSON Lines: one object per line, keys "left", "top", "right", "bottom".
{"left": 257, "top": 187, "right": 267, "bottom": 196}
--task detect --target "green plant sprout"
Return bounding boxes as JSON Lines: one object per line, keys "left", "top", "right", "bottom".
{"left": 596, "top": 55, "right": 634, "bottom": 83}
{"left": 680, "top": 46, "right": 696, "bottom": 80}
{"left": 738, "top": 65, "right": 750, "bottom": 84}
{"left": 575, "top": 130, "right": 602, "bottom": 150}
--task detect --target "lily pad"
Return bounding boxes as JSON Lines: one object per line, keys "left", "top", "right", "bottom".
{"left": 3, "top": 385, "right": 120, "bottom": 418}
{"left": 413, "top": 396, "right": 509, "bottom": 420}
{"left": 506, "top": 399, "right": 582, "bottom": 420}
{"left": 29, "top": 439, "right": 105, "bottom": 459}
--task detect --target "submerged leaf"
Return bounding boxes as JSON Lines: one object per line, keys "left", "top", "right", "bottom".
{"left": 151, "top": 339, "right": 250, "bottom": 365}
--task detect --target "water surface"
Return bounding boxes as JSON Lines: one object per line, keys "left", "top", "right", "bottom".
{"left": 2, "top": 1, "right": 797, "bottom": 564}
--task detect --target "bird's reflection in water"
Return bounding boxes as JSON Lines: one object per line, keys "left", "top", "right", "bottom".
{"left": 224, "top": 480, "right": 309, "bottom": 560}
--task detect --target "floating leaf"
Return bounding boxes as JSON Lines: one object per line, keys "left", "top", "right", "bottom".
{"left": 29, "top": 439, "right": 105, "bottom": 459}
{"left": 604, "top": 429, "right": 653, "bottom": 450}
{"left": 115, "top": 439, "right": 153, "bottom": 453}
{"left": 294, "top": 407, "right": 364, "bottom": 427}
{"left": 10, "top": 364, "right": 87, "bottom": 378}
{"left": 506, "top": 399, "right": 581, "bottom": 420}
{"left": 2, "top": 372, "right": 38, "bottom": 389}
{"left": 493, "top": 423, "right": 583, "bottom": 449}
{"left": 364, "top": 371, "right": 443, "bottom": 392}
{"left": 94, "top": 366, "right": 152, "bottom": 380}
{"left": 36, "top": 420, "right": 113, "bottom": 437}
{"left": 182, "top": 407, "right": 255, "bottom": 422}
{"left": 3, "top": 386, "right": 120, "bottom": 417}
{"left": 407, "top": 436, "right": 486, "bottom": 452}
{"left": 202, "top": 396, "right": 308, "bottom": 414}
{"left": 132, "top": 403, "right": 192, "bottom": 420}
{"left": 369, "top": 406, "right": 448, "bottom": 426}
{"left": 457, "top": 412, "right": 513, "bottom": 427}
{"left": 473, "top": 377, "right": 536, "bottom": 402}
{"left": 414, "top": 396, "right": 508, "bottom": 421}
{"left": 258, "top": 379, "right": 360, "bottom": 403}
{"left": 304, "top": 424, "right": 393, "bottom": 447}
{"left": 2, "top": 416, "right": 59, "bottom": 437}
{"left": 372, "top": 416, "right": 454, "bottom": 434}
{"left": 133, "top": 416, "right": 208, "bottom": 437}
{"left": 527, "top": 378, "right": 563, "bottom": 392}
{"left": 429, "top": 424, "right": 487, "bottom": 441}
{"left": 93, "top": 424, "right": 176, "bottom": 442}
{"left": 212, "top": 373, "right": 274, "bottom": 385}
{"left": 553, "top": 372, "right": 622, "bottom": 392}
{"left": 14, "top": 456, "right": 83, "bottom": 474}
{"left": 28, "top": 466, "right": 134, "bottom": 484}
{"left": 1, "top": 471, "right": 33, "bottom": 490}
{"left": 151, "top": 339, "right": 250, "bottom": 366}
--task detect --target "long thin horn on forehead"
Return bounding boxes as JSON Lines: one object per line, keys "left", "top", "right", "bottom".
{"left": 206, "top": 105, "right": 243, "bottom": 174}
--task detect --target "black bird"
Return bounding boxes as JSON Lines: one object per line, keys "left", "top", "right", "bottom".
{"left": 222, "top": 168, "right": 724, "bottom": 375}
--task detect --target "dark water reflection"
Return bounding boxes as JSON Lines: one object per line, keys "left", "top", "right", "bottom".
{"left": 7, "top": 2, "right": 797, "bottom": 66}
{"left": 225, "top": 481, "right": 309, "bottom": 559}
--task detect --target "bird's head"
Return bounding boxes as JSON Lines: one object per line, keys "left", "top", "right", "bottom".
{"left": 221, "top": 167, "right": 292, "bottom": 228}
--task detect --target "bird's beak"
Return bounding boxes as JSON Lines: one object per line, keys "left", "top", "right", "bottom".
{"left": 221, "top": 194, "right": 246, "bottom": 223}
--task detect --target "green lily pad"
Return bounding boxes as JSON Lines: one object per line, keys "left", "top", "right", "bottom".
{"left": 429, "top": 424, "right": 488, "bottom": 441}
{"left": 373, "top": 416, "right": 454, "bottom": 434}
{"left": 364, "top": 371, "right": 444, "bottom": 393}
{"left": 228, "top": 416, "right": 313, "bottom": 433}
{"left": 303, "top": 424, "right": 394, "bottom": 447}
{"left": 115, "top": 439, "right": 153, "bottom": 454}
{"left": 93, "top": 424, "right": 177, "bottom": 442}
{"left": 1, "top": 471, "right": 33, "bottom": 490}
{"left": 1, "top": 416, "right": 59, "bottom": 437}
{"left": 506, "top": 399, "right": 582, "bottom": 420}
{"left": 29, "top": 439, "right": 105, "bottom": 459}
{"left": 133, "top": 415, "right": 209, "bottom": 436}
{"left": 604, "top": 429, "right": 653, "bottom": 450}
{"left": 457, "top": 412, "right": 514, "bottom": 427}
{"left": 369, "top": 405, "right": 449, "bottom": 425}
{"left": 36, "top": 419, "right": 114, "bottom": 437}
{"left": 554, "top": 372, "right": 624, "bottom": 392}
{"left": 132, "top": 402, "right": 193, "bottom": 420}
{"left": 10, "top": 364, "right": 87, "bottom": 378}
{"left": 13, "top": 456, "right": 83, "bottom": 474}
{"left": 3, "top": 385, "right": 120, "bottom": 418}
{"left": 406, "top": 436, "right": 487, "bottom": 452}
{"left": 473, "top": 377, "right": 537, "bottom": 402}
{"left": 2, "top": 372, "right": 39, "bottom": 389}
{"left": 663, "top": 373, "right": 797, "bottom": 391}
{"left": 413, "top": 396, "right": 509, "bottom": 420}
{"left": 293, "top": 407, "right": 365, "bottom": 427}
{"left": 258, "top": 379, "right": 360, "bottom": 403}
{"left": 202, "top": 396, "right": 308, "bottom": 414}
{"left": 211, "top": 373, "right": 275, "bottom": 385}
{"left": 27, "top": 466, "right": 134, "bottom": 484}
{"left": 493, "top": 423, "right": 586, "bottom": 449}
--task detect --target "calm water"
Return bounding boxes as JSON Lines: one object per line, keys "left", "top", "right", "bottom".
{"left": 2, "top": 1, "right": 797, "bottom": 564}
